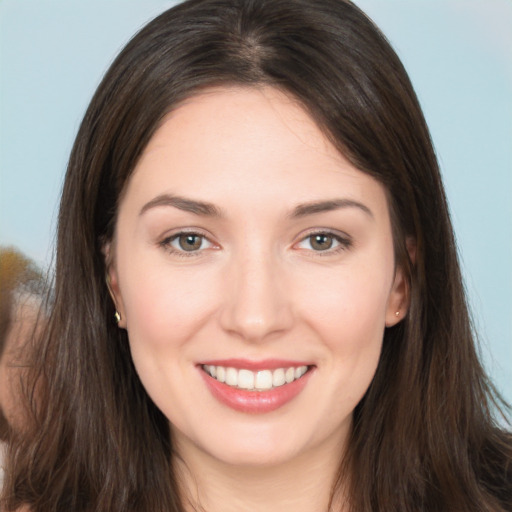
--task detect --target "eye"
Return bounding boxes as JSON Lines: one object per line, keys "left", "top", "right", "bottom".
{"left": 295, "top": 231, "right": 351, "bottom": 253}
{"left": 308, "top": 233, "right": 336, "bottom": 251}
{"left": 164, "top": 232, "right": 214, "bottom": 253}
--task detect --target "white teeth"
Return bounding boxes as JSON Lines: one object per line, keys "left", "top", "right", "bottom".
{"left": 225, "top": 367, "right": 238, "bottom": 386}
{"left": 203, "top": 364, "right": 308, "bottom": 391}
{"left": 295, "top": 366, "right": 307, "bottom": 379}
{"left": 255, "top": 370, "right": 273, "bottom": 390}
{"left": 238, "top": 369, "right": 255, "bottom": 389}
{"left": 216, "top": 366, "right": 226, "bottom": 383}
{"left": 272, "top": 368, "right": 285, "bottom": 387}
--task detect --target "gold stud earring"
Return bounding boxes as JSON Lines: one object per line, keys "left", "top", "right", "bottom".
{"left": 114, "top": 311, "right": 121, "bottom": 324}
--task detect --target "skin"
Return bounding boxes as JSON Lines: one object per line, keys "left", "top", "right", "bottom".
{"left": 107, "top": 86, "right": 408, "bottom": 512}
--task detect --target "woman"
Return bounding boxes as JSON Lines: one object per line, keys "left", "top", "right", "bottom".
{"left": 3, "top": 0, "right": 510, "bottom": 510}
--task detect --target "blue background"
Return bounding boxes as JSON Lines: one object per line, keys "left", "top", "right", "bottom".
{"left": 1, "top": 0, "right": 511, "bottom": 408}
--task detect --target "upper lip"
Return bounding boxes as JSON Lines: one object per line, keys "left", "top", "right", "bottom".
{"left": 198, "top": 358, "right": 314, "bottom": 371}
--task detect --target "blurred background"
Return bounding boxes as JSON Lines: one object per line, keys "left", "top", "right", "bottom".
{"left": 1, "top": 0, "right": 511, "bottom": 405}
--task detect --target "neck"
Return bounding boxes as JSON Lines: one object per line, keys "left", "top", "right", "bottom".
{"left": 173, "top": 432, "right": 349, "bottom": 512}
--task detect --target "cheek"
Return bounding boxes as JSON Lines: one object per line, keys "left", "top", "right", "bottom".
{"left": 300, "top": 262, "right": 392, "bottom": 337}
{"left": 296, "top": 260, "right": 392, "bottom": 390}
{"left": 118, "top": 257, "right": 221, "bottom": 356}
{"left": 117, "top": 260, "right": 223, "bottom": 424}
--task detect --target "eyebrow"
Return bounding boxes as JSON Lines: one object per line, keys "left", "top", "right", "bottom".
{"left": 139, "top": 194, "right": 223, "bottom": 217}
{"left": 290, "top": 199, "right": 373, "bottom": 218}
{"left": 140, "top": 194, "right": 373, "bottom": 219}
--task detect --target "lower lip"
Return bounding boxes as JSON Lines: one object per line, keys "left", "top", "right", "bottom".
{"left": 199, "top": 367, "right": 313, "bottom": 414}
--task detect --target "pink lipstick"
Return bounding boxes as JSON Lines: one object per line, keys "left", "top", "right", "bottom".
{"left": 198, "top": 359, "right": 314, "bottom": 414}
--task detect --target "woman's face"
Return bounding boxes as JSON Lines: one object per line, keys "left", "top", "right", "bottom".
{"left": 107, "top": 87, "right": 407, "bottom": 468}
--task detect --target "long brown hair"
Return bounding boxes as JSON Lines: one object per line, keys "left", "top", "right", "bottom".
{"left": 3, "top": 1, "right": 511, "bottom": 510}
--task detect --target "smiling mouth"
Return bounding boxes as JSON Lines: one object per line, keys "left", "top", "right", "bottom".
{"left": 201, "top": 364, "right": 310, "bottom": 392}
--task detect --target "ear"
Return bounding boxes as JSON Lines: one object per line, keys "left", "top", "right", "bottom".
{"left": 385, "top": 265, "right": 409, "bottom": 327}
{"left": 103, "top": 242, "right": 127, "bottom": 329}
{"left": 385, "top": 237, "right": 415, "bottom": 327}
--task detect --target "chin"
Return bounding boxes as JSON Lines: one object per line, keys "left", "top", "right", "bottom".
{"left": 210, "top": 441, "right": 303, "bottom": 468}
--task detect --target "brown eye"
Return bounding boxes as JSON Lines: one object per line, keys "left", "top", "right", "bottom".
{"left": 163, "top": 231, "right": 216, "bottom": 256}
{"left": 309, "top": 234, "right": 334, "bottom": 251}
{"left": 177, "top": 234, "right": 204, "bottom": 251}
{"left": 295, "top": 231, "right": 350, "bottom": 253}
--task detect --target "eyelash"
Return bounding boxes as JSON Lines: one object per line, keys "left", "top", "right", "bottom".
{"left": 159, "top": 229, "right": 352, "bottom": 258}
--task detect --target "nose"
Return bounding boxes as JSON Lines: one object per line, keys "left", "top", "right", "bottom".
{"left": 219, "top": 249, "right": 294, "bottom": 343}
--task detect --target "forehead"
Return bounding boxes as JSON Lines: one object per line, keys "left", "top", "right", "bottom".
{"left": 121, "top": 86, "right": 389, "bottom": 220}
{"left": 142, "top": 86, "right": 336, "bottom": 168}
